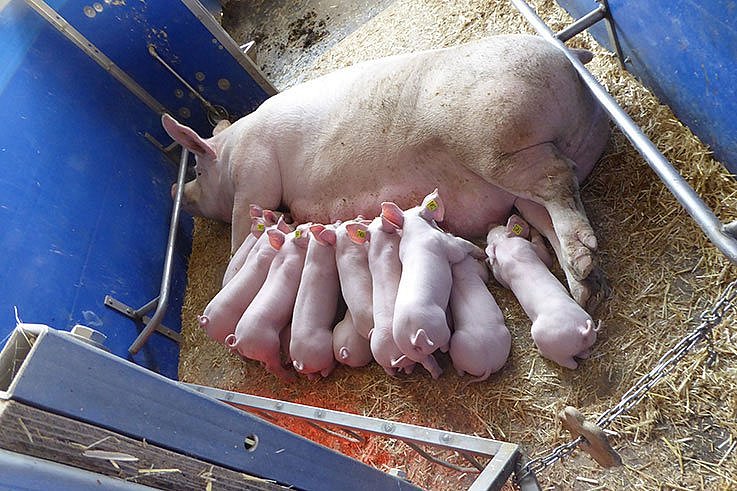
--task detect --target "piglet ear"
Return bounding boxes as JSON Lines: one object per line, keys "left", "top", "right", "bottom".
{"left": 380, "top": 216, "right": 399, "bottom": 233}
{"left": 506, "top": 214, "right": 530, "bottom": 239}
{"left": 249, "top": 204, "right": 263, "bottom": 219}
{"left": 162, "top": 114, "right": 217, "bottom": 160}
{"left": 345, "top": 222, "right": 369, "bottom": 244}
{"left": 267, "top": 228, "right": 286, "bottom": 250}
{"left": 263, "top": 209, "right": 278, "bottom": 226}
{"left": 251, "top": 217, "right": 267, "bottom": 236}
{"left": 381, "top": 202, "right": 404, "bottom": 228}
{"left": 419, "top": 188, "right": 444, "bottom": 222}
{"left": 276, "top": 215, "right": 292, "bottom": 233}
{"left": 318, "top": 228, "right": 337, "bottom": 246}
{"left": 293, "top": 227, "right": 310, "bottom": 248}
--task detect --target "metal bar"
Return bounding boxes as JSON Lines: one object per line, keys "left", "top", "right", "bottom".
{"left": 184, "top": 383, "right": 515, "bottom": 458}
{"left": 0, "top": 449, "right": 158, "bottom": 491}
{"left": 555, "top": 4, "right": 606, "bottom": 42}
{"left": 510, "top": 0, "right": 737, "bottom": 264}
{"left": 468, "top": 442, "right": 521, "bottom": 491}
{"left": 128, "top": 148, "right": 189, "bottom": 354}
{"left": 25, "top": 0, "right": 167, "bottom": 116}
{"left": 103, "top": 296, "right": 182, "bottom": 343}
{"left": 600, "top": 0, "right": 627, "bottom": 68}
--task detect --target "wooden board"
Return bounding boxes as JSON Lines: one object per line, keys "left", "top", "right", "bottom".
{"left": 0, "top": 399, "right": 288, "bottom": 491}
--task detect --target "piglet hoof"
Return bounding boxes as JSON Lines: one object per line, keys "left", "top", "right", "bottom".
{"left": 306, "top": 373, "right": 319, "bottom": 381}
{"left": 382, "top": 367, "right": 399, "bottom": 377}
{"left": 338, "top": 347, "right": 350, "bottom": 362}
{"left": 197, "top": 315, "right": 209, "bottom": 329}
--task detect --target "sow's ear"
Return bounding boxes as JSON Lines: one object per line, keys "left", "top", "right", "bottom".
{"left": 162, "top": 114, "right": 217, "bottom": 160}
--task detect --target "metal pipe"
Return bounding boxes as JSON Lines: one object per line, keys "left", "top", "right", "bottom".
{"left": 555, "top": 4, "right": 606, "bottom": 42}
{"left": 128, "top": 148, "right": 189, "bottom": 354}
{"left": 510, "top": 0, "right": 737, "bottom": 264}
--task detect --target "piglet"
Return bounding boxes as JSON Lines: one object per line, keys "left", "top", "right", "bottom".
{"left": 332, "top": 309, "right": 373, "bottom": 368}
{"left": 290, "top": 224, "right": 339, "bottom": 379}
{"left": 225, "top": 225, "right": 311, "bottom": 381}
{"left": 449, "top": 255, "right": 511, "bottom": 382}
{"left": 199, "top": 216, "right": 292, "bottom": 342}
{"left": 383, "top": 189, "right": 485, "bottom": 379}
{"left": 335, "top": 218, "right": 374, "bottom": 339}
{"left": 486, "top": 215, "right": 598, "bottom": 369}
{"left": 347, "top": 216, "right": 415, "bottom": 376}
{"left": 222, "top": 205, "right": 278, "bottom": 286}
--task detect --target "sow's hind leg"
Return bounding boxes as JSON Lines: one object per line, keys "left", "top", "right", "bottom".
{"left": 488, "top": 142, "right": 601, "bottom": 304}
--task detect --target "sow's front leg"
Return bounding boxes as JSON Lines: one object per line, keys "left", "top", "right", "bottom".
{"left": 492, "top": 142, "right": 601, "bottom": 307}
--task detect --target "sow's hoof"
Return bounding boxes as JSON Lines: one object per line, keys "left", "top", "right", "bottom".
{"left": 570, "top": 265, "right": 611, "bottom": 314}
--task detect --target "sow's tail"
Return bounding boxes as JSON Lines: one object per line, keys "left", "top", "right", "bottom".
{"left": 570, "top": 48, "right": 594, "bottom": 64}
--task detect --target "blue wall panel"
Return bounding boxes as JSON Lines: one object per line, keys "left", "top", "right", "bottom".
{"left": 557, "top": 0, "right": 737, "bottom": 174}
{"left": 0, "top": 1, "right": 192, "bottom": 378}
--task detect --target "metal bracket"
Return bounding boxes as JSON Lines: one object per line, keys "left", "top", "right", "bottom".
{"left": 104, "top": 296, "right": 182, "bottom": 344}
{"left": 553, "top": 0, "right": 626, "bottom": 69}
{"left": 185, "top": 383, "right": 528, "bottom": 491}
{"left": 103, "top": 148, "right": 189, "bottom": 354}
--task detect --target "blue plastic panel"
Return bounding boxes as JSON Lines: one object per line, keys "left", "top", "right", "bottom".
{"left": 0, "top": 1, "right": 192, "bottom": 378}
{"left": 556, "top": 0, "right": 737, "bottom": 174}
{"left": 46, "top": 0, "right": 273, "bottom": 138}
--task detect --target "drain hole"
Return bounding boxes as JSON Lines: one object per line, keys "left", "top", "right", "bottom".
{"left": 244, "top": 434, "right": 259, "bottom": 452}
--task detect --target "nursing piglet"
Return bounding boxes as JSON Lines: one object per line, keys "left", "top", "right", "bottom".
{"left": 335, "top": 218, "right": 374, "bottom": 339}
{"left": 222, "top": 205, "right": 278, "bottom": 286}
{"left": 332, "top": 310, "right": 373, "bottom": 368}
{"left": 383, "top": 189, "right": 485, "bottom": 379}
{"left": 225, "top": 225, "right": 310, "bottom": 380}
{"left": 290, "top": 224, "right": 339, "bottom": 379}
{"left": 486, "top": 215, "right": 598, "bottom": 369}
{"left": 449, "top": 255, "right": 511, "bottom": 382}
{"left": 199, "top": 216, "right": 292, "bottom": 342}
{"left": 347, "top": 217, "right": 415, "bottom": 376}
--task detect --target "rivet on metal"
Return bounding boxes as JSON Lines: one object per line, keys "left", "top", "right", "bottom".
{"left": 178, "top": 107, "right": 191, "bottom": 119}
{"left": 217, "top": 78, "right": 231, "bottom": 91}
{"left": 440, "top": 433, "right": 452, "bottom": 443}
{"left": 275, "top": 402, "right": 284, "bottom": 410}
{"left": 93, "top": 2, "right": 103, "bottom": 12}
{"left": 83, "top": 6, "right": 96, "bottom": 17}
{"left": 382, "top": 423, "right": 395, "bottom": 433}
{"left": 195, "top": 71, "right": 205, "bottom": 82}
{"left": 315, "top": 409, "right": 326, "bottom": 419}
{"left": 174, "top": 89, "right": 184, "bottom": 98}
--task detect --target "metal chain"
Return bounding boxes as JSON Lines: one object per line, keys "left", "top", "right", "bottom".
{"left": 517, "top": 278, "right": 737, "bottom": 481}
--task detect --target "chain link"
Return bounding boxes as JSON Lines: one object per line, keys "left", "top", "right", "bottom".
{"left": 516, "top": 278, "right": 737, "bottom": 481}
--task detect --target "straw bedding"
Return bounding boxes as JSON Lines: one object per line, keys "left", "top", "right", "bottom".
{"left": 179, "top": 1, "right": 737, "bottom": 489}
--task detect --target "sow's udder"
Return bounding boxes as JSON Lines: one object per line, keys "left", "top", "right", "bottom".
{"left": 287, "top": 183, "right": 516, "bottom": 240}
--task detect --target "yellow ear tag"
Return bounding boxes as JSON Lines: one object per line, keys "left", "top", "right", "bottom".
{"left": 356, "top": 229, "right": 366, "bottom": 238}
{"left": 257, "top": 223, "right": 265, "bottom": 232}
{"left": 426, "top": 199, "right": 438, "bottom": 212}
{"left": 295, "top": 230, "right": 302, "bottom": 238}
{"left": 511, "top": 223, "right": 523, "bottom": 236}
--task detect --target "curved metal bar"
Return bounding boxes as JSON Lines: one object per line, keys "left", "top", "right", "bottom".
{"left": 128, "top": 148, "right": 189, "bottom": 355}
{"left": 510, "top": 0, "right": 737, "bottom": 264}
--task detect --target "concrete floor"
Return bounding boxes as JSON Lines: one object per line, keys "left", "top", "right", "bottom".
{"left": 220, "top": 0, "right": 395, "bottom": 89}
